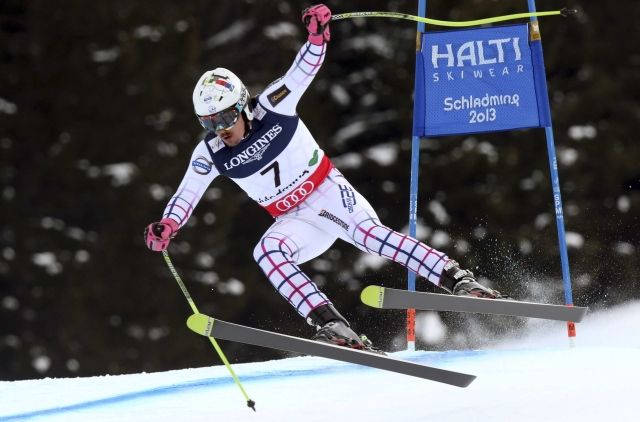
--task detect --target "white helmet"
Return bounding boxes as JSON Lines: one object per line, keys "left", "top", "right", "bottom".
{"left": 192, "top": 68, "right": 253, "bottom": 131}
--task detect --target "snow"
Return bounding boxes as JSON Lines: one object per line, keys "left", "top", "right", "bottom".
{"left": 333, "top": 120, "right": 369, "bottom": 144}
{"left": 102, "top": 163, "right": 138, "bottom": 186}
{"left": 365, "top": 143, "right": 398, "bottom": 166}
{"left": 353, "top": 252, "right": 387, "bottom": 275}
{"left": 428, "top": 200, "right": 451, "bottom": 225}
{"left": 558, "top": 146, "right": 579, "bottom": 166}
{"left": 132, "top": 25, "right": 165, "bottom": 42}
{"left": 568, "top": 125, "right": 597, "bottom": 140}
{"left": 0, "top": 98, "right": 18, "bottom": 115}
{"left": 614, "top": 241, "right": 635, "bottom": 256}
{"left": 1, "top": 302, "right": 639, "bottom": 422}
{"left": 263, "top": 22, "right": 299, "bottom": 40}
{"left": 90, "top": 47, "right": 121, "bottom": 63}
{"left": 617, "top": 196, "right": 631, "bottom": 213}
{"left": 331, "top": 152, "right": 363, "bottom": 169}
{"left": 565, "top": 231, "right": 585, "bottom": 249}
{"left": 205, "top": 21, "right": 253, "bottom": 49}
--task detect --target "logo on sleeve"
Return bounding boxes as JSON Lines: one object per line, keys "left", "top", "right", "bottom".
{"left": 253, "top": 103, "right": 266, "bottom": 120}
{"left": 192, "top": 156, "right": 213, "bottom": 175}
{"left": 268, "top": 84, "right": 291, "bottom": 107}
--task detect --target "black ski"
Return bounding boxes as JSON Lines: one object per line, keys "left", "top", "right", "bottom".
{"left": 186, "top": 313, "right": 476, "bottom": 388}
{"left": 361, "top": 285, "right": 588, "bottom": 322}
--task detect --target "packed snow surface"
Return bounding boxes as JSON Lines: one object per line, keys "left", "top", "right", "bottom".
{"left": 2, "top": 301, "right": 639, "bottom": 421}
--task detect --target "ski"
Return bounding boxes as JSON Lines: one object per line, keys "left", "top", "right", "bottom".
{"left": 186, "top": 313, "right": 476, "bottom": 388}
{"left": 361, "top": 285, "right": 588, "bottom": 322}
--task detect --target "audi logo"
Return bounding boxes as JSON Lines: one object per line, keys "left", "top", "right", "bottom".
{"left": 275, "top": 181, "right": 315, "bottom": 211}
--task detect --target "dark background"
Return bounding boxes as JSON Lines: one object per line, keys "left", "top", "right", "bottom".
{"left": 2, "top": 0, "right": 639, "bottom": 380}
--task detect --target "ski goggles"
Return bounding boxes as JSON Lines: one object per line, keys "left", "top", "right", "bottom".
{"left": 197, "top": 105, "right": 240, "bottom": 132}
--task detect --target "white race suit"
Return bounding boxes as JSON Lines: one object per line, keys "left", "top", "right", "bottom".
{"left": 162, "top": 41, "right": 451, "bottom": 320}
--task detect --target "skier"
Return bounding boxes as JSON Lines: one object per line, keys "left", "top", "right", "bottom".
{"left": 144, "top": 4, "right": 505, "bottom": 351}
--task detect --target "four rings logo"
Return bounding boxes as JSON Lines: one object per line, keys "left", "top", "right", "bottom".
{"left": 275, "top": 181, "right": 315, "bottom": 212}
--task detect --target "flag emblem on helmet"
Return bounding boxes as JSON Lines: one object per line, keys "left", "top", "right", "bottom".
{"left": 203, "top": 75, "right": 235, "bottom": 92}
{"left": 215, "top": 79, "right": 234, "bottom": 91}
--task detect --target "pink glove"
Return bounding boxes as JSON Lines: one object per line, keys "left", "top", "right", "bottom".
{"left": 302, "top": 4, "right": 331, "bottom": 45}
{"left": 144, "top": 218, "right": 179, "bottom": 251}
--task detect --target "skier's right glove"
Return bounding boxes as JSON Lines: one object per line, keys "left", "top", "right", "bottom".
{"left": 302, "top": 4, "right": 331, "bottom": 45}
{"left": 144, "top": 218, "right": 179, "bottom": 251}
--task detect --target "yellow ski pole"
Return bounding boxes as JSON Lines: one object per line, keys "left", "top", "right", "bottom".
{"left": 331, "top": 8, "right": 577, "bottom": 27}
{"left": 162, "top": 250, "right": 256, "bottom": 411}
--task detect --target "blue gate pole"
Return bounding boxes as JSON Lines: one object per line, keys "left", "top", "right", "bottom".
{"left": 406, "top": 0, "right": 428, "bottom": 351}
{"left": 527, "top": 0, "right": 576, "bottom": 345}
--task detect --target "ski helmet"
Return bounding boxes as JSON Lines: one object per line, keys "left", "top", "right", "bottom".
{"left": 192, "top": 68, "right": 253, "bottom": 132}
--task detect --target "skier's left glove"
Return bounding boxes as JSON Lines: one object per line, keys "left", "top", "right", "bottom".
{"left": 144, "top": 218, "right": 179, "bottom": 252}
{"left": 303, "top": 4, "right": 331, "bottom": 45}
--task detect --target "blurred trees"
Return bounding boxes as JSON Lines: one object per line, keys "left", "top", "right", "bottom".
{"left": 1, "top": 0, "right": 639, "bottom": 379}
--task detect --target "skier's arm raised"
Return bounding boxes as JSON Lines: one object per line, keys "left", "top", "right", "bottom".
{"left": 258, "top": 4, "right": 332, "bottom": 116}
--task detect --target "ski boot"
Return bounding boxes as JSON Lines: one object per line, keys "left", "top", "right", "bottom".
{"left": 439, "top": 260, "right": 507, "bottom": 299}
{"left": 307, "top": 304, "right": 384, "bottom": 354}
